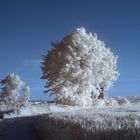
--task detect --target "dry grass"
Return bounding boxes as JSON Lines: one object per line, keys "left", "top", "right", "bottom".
{"left": 35, "top": 115, "right": 140, "bottom": 140}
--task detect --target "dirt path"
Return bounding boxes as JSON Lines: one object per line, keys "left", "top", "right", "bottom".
{"left": 0, "top": 116, "right": 41, "bottom": 140}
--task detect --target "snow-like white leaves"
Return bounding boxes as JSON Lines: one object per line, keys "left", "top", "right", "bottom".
{"left": 0, "top": 73, "right": 30, "bottom": 112}
{"left": 41, "top": 27, "right": 119, "bottom": 105}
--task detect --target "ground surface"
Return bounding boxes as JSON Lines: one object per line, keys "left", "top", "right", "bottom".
{"left": 0, "top": 99, "right": 140, "bottom": 140}
{"left": 0, "top": 116, "right": 40, "bottom": 140}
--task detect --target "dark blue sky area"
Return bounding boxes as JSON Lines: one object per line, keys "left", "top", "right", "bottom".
{"left": 0, "top": 0, "right": 140, "bottom": 99}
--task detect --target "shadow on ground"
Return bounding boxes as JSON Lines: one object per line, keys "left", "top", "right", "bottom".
{"left": 0, "top": 116, "right": 41, "bottom": 140}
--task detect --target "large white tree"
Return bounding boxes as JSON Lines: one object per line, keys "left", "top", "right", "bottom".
{"left": 0, "top": 73, "right": 30, "bottom": 112}
{"left": 41, "top": 27, "right": 119, "bottom": 106}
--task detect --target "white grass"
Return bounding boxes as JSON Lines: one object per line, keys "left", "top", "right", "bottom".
{"left": 3, "top": 97, "right": 140, "bottom": 139}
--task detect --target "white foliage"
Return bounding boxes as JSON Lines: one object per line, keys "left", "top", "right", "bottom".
{"left": 41, "top": 27, "right": 119, "bottom": 105}
{"left": 0, "top": 73, "right": 30, "bottom": 112}
{"left": 114, "top": 96, "right": 131, "bottom": 105}
{"left": 3, "top": 97, "right": 140, "bottom": 120}
{"left": 21, "top": 86, "right": 30, "bottom": 106}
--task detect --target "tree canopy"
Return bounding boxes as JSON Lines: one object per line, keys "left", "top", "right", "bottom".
{"left": 0, "top": 73, "right": 30, "bottom": 112}
{"left": 41, "top": 27, "right": 119, "bottom": 105}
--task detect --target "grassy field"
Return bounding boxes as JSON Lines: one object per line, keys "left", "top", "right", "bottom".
{"left": 35, "top": 115, "right": 140, "bottom": 140}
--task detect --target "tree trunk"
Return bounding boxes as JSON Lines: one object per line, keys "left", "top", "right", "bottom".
{"left": 98, "top": 87, "right": 104, "bottom": 99}
{"left": 98, "top": 92, "right": 104, "bottom": 99}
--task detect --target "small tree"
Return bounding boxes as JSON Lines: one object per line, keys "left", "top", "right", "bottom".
{"left": 41, "top": 27, "right": 119, "bottom": 105}
{"left": 0, "top": 73, "right": 30, "bottom": 112}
